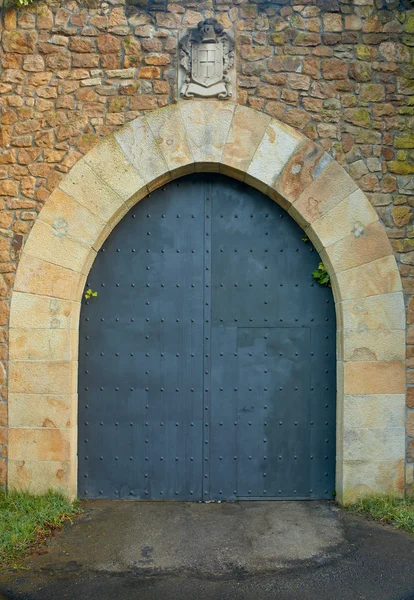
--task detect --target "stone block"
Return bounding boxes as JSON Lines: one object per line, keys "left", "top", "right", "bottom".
{"left": 9, "top": 361, "right": 77, "bottom": 395}
{"left": 341, "top": 460, "right": 404, "bottom": 503}
{"left": 321, "top": 221, "right": 392, "bottom": 274}
{"left": 115, "top": 117, "right": 171, "bottom": 192}
{"left": 289, "top": 161, "right": 358, "bottom": 228}
{"left": 222, "top": 106, "right": 271, "bottom": 177}
{"left": 8, "top": 427, "right": 73, "bottom": 462}
{"left": 59, "top": 159, "right": 126, "bottom": 223}
{"left": 84, "top": 135, "right": 148, "bottom": 202}
{"left": 343, "top": 361, "right": 405, "bottom": 395}
{"left": 343, "top": 427, "right": 405, "bottom": 462}
{"left": 23, "top": 220, "right": 93, "bottom": 274}
{"left": 8, "top": 393, "right": 76, "bottom": 429}
{"left": 146, "top": 105, "right": 195, "bottom": 175}
{"left": 8, "top": 459, "right": 76, "bottom": 497}
{"left": 39, "top": 188, "right": 106, "bottom": 248}
{"left": 14, "top": 255, "right": 83, "bottom": 301}
{"left": 246, "top": 119, "right": 303, "bottom": 193}
{"left": 180, "top": 101, "right": 235, "bottom": 166}
{"left": 333, "top": 255, "right": 402, "bottom": 301}
{"left": 273, "top": 141, "right": 332, "bottom": 205}
{"left": 10, "top": 292, "right": 78, "bottom": 330}
{"left": 9, "top": 328, "right": 76, "bottom": 362}
{"left": 341, "top": 329, "right": 405, "bottom": 362}
{"left": 310, "top": 188, "right": 378, "bottom": 249}
{"left": 343, "top": 395, "right": 405, "bottom": 429}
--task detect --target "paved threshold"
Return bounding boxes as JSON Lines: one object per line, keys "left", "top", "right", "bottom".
{"left": 0, "top": 501, "right": 413, "bottom": 600}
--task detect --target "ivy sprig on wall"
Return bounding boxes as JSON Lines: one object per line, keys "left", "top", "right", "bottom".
{"left": 312, "top": 262, "right": 331, "bottom": 288}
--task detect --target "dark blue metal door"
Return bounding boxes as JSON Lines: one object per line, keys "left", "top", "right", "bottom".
{"left": 78, "top": 174, "right": 336, "bottom": 501}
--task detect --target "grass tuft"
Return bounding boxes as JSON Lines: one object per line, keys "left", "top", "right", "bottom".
{"left": 0, "top": 489, "right": 80, "bottom": 567}
{"left": 346, "top": 495, "right": 414, "bottom": 535}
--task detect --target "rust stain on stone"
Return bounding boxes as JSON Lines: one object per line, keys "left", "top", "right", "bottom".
{"left": 350, "top": 347, "right": 377, "bottom": 361}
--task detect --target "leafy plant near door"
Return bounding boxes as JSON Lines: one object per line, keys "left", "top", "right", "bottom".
{"left": 302, "top": 236, "right": 331, "bottom": 288}
{"left": 312, "top": 262, "right": 331, "bottom": 288}
{"left": 84, "top": 288, "right": 98, "bottom": 300}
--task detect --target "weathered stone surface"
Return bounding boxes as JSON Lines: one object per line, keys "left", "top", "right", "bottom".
{"left": 9, "top": 328, "right": 76, "bottom": 363}
{"left": 22, "top": 219, "right": 93, "bottom": 273}
{"left": 8, "top": 459, "right": 75, "bottom": 496}
{"left": 14, "top": 255, "right": 83, "bottom": 301}
{"left": 342, "top": 330, "right": 405, "bottom": 362}
{"left": 342, "top": 460, "right": 404, "bottom": 503}
{"left": 273, "top": 141, "right": 332, "bottom": 204}
{"left": 247, "top": 119, "right": 303, "bottom": 192}
{"left": 115, "top": 117, "right": 170, "bottom": 191}
{"left": 9, "top": 360, "right": 77, "bottom": 395}
{"left": 10, "top": 292, "right": 76, "bottom": 330}
{"left": 339, "top": 292, "right": 406, "bottom": 332}
{"left": 289, "top": 161, "right": 358, "bottom": 228}
{"left": 84, "top": 136, "right": 147, "bottom": 202}
{"left": 360, "top": 84, "right": 385, "bottom": 102}
{"left": 343, "top": 361, "right": 405, "bottom": 395}
{"left": 146, "top": 106, "right": 194, "bottom": 175}
{"left": 343, "top": 395, "right": 405, "bottom": 429}
{"left": 8, "top": 393, "right": 76, "bottom": 428}
{"left": 179, "top": 101, "right": 235, "bottom": 166}
{"left": 311, "top": 188, "right": 378, "bottom": 249}
{"left": 59, "top": 159, "right": 125, "bottom": 223}
{"left": 38, "top": 188, "right": 106, "bottom": 248}
{"left": 334, "top": 255, "right": 402, "bottom": 301}
{"left": 3, "top": 31, "right": 37, "bottom": 54}
{"left": 8, "top": 427, "right": 73, "bottom": 462}
{"left": 221, "top": 106, "right": 270, "bottom": 177}
{"left": 323, "top": 221, "right": 392, "bottom": 273}
{"left": 392, "top": 206, "right": 412, "bottom": 227}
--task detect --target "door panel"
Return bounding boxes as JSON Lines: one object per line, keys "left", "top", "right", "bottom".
{"left": 78, "top": 174, "right": 336, "bottom": 500}
{"left": 209, "top": 177, "right": 336, "bottom": 500}
{"left": 79, "top": 178, "right": 205, "bottom": 500}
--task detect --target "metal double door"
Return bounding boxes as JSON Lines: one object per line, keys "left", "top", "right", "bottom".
{"left": 78, "top": 174, "right": 336, "bottom": 501}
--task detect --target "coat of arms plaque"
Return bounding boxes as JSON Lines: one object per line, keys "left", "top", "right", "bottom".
{"left": 179, "top": 18, "right": 234, "bottom": 100}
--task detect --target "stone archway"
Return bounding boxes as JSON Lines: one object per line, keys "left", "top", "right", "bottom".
{"left": 7, "top": 101, "right": 406, "bottom": 504}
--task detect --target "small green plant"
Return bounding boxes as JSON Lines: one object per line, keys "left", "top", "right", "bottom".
{"left": 84, "top": 288, "right": 98, "bottom": 300}
{"left": 346, "top": 495, "right": 414, "bottom": 535}
{"left": 0, "top": 490, "right": 79, "bottom": 567}
{"left": 312, "top": 262, "right": 331, "bottom": 287}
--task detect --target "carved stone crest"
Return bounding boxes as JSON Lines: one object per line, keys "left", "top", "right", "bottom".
{"left": 179, "top": 18, "right": 234, "bottom": 100}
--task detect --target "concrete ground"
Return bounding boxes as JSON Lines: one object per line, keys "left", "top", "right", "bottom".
{"left": 0, "top": 501, "right": 413, "bottom": 600}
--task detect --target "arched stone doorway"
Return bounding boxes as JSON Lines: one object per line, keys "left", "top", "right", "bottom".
{"left": 8, "top": 101, "right": 406, "bottom": 504}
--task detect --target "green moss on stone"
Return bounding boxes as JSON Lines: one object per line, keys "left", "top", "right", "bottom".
{"left": 396, "top": 136, "right": 414, "bottom": 149}
{"left": 404, "top": 12, "right": 414, "bottom": 34}
{"left": 397, "top": 150, "right": 409, "bottom": 161}
{"left": 356, "top": 45, "right": 371, "bottom": 60}
{"left": 398, "top": 107, "right": 414, "bottom": 116}
{"left": 388, "top": 161, "right": 414, "bottom": 174}
{"left": 353, "top": 108, "right": 371, "bottom": 127}
{"left": 393, "top": 239, "right": 414, "bottom": 252}
{"left": 270, "top": 33, "right": 287, "bottom": 45}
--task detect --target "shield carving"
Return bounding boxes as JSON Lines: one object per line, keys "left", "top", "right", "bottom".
{"left": 191, "top": 42, "right": 223, "bottom": 88}
{"left": 179, "top": 18, "right": 234, "bottom": 100}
